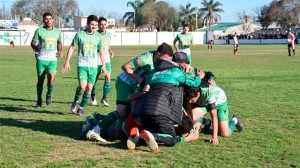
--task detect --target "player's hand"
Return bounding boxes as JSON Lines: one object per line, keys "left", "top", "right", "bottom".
{"left": 143, "top": 85, "right": 150, "bottom": 92}
{"left": 57, "top": 52, "right": 63, "bottom": 58}
{"left": 209, "top": 136, "right": 219, "bottom": 145}
{"left": 110, "top": 51, "right": 114, "bottom": 58}
{"left": 62, "top": 63, "right": 70, "bottom": 73}
{"left": 184, "top": 64, "right": 193, "bottom": 73}
{"left": 101, "top": 67, "right": 108, "bottom": 76}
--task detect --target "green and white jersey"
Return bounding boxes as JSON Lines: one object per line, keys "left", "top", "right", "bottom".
{"left": 175, "top": 33, "right": 193, "bottom": 55}
{"left": 72, "top": 30, "right": 102, "bottom": 67}
{"left": 32, "top": 27, "right": 61, "bottom": 61}
{"left": 197, "top": 84, "right": 228, "bottom": 107}
{"left": 97, "top": 31, "right": 111, "bottom": 65}
{"left": 117, "top": 50, "right": 155, "bottom": 87}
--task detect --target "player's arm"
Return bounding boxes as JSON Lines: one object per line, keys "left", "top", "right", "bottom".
{"left": 173, "top": 37, "right": 179, "bottom": 51}
{"left": 109, "top": 47, "right": 114, "bottom": 58}
{"left": 31, "top": 30, "right": 40, "bottom": 52}
{"left": 57, "top": 40, "right": 63, "bottom": 58}
{"left": 99, "top": 47, "right": 108, "bottom": 76}
{"left": 62, "top": 45, "right": 75, "bottom": 73}
{"left": 209, "top": 104, "right": 219, "bottom": 145}
{"left": 56, "top": 31, "right": 63, "bottom": 58}
{"left": 122, "top": 60, "right": 143, "bottom": 84}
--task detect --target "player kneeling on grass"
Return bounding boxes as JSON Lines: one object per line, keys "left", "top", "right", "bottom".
{"left": 184, "top": 78, "right": 244, "bottom": 145}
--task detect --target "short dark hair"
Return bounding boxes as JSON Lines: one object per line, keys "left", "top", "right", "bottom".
{"left": 43, "top": 12, "right": 53, "bottom": 19}
{"left": 184, "top": 86, "right": 200, "bottom": 100}
{"left": 87, "top": 15, "right": 98, "bottom": 24}
{"left": 98, "top": 17, "right": 107, "bottom": 23}
{"left": 156, "top": 42, "right": 173, "bottom": 57}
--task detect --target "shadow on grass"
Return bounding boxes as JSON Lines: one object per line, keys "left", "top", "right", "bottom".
{"left": 0, "top": 96, "right": 73, "bottom": 106}
{"left": 62, "top": 77, "right": 116, "bottom": 81}
{"left": 0, "top": 103, "right": 65, "bottom": 115}
{"left": 0, "top": 118, "right": 83, "bottom": 140}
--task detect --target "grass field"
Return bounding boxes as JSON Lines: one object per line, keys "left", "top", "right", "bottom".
{"left": 0, "top": 44, "right": 299, "bottom": 168}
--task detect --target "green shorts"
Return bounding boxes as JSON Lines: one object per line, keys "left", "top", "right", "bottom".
{"left": 216, "top": 103, "right": 229, "bottom": 121}
{"left": 97, "top": 62, "right": 112, "bottom": 74}
{"left": 36, "top": 60, "right": 57, "bottom": 78}
{"left": 197, "top": 103, "right": 229, "bottom": 121}
{"left": 115, "top": 77, "right": 135, "bottom": 104}
{"left": 77, "top": 67, "right": 98, "bottom": 85}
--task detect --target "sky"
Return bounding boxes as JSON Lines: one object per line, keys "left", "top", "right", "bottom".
{"left": 76, "top": 0, "right": 274, "bottom": 22}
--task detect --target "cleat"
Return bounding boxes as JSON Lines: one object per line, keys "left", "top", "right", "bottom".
{"left": 141, "top": 130, "right": 159, "bottom": 152}
{"left": 77, "top": 107, "right": 84, "bottom": 116}
{"left": 70, "top": 101, "right": 78, "bottom": 113}
{"left": 46, "top": 96, "right": 52, "bottom": 106}
{"left": 93, "top": 112, "right": 106, "bottom": 122}
{"left": 127, "top": 127, "right": 140, "bottom": 150}
{"left": 80, "top": 116, "right": 94, "bottom": 137}
{"left": 101, "top": 98, "right": 109, "bottom": 107}
{"left": 91, "top": 96, "right": 98, "bottom": 106}
{"left": 203, "top": 119, "right": 211, "bottom": 134}
{"left": 35, "top": 100, "right": 42, "bottom": 108}
{"left": 233, "top": 114, "right": 244, "bottom": 132}
{"left": 86, "top": 130, "right": 107, "bottom": 142}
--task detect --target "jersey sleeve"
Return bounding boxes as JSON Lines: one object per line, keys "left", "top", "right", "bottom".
{"left": 131, "top": 51, "right": 153, "bottom": 69}
{"left": 71, "top": 33, "right": 79, "bottom": 47}
{"left": 57, "top": 30, "right": 62, "bottom": 42}
{"left": 97, "top": 37, "right": 102, "bottom": 50}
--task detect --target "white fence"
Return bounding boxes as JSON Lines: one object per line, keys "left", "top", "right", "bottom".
{"left": 0, "top": 30, "right": 293, "bottom": 46}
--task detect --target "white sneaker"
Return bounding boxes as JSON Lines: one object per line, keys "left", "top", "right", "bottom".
{"left": 141, "top": 130, "right": 159, "bottom": 152}
{"left": 70, "top": 101, "right": 78, "bottom": 113}
{"left": 91, "top": 97, "right": 98, "bottom": 106}
{"left": 86, "top": 130, "right": 107, "bottom": 142}
{"left": 127, "top": 127, "right": 139, "bottom": 150}
{"left": 101, "top": 98, "right": 109, "bottom": 107}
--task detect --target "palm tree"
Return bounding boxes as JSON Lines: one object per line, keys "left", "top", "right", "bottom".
{"left": 199, "top": 0, "right": 224, "bottom": 30}
{"left": 123, "top": 0, "right": 142, "bottom": 30}
{"left": 178, "top": 2, "right": 197, "bottom": 28}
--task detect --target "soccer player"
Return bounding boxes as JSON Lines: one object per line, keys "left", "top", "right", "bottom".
{"left": 84, "top": 43, "right": 173, "bottom": 142}
{"left": 131, "top": 52, "right": 201, "bottom": 151}
{"left": 62, "top": 15, "right": 107, "bottom": 116}
{"left": 287, "top": 29, "right": 296, "bottom": 56}
{"left": 91, "top": 17, "right": 114, "bottom": 107}
{"left": 208, "top": 39, "right": 213, "bottom": 51}
{"left": 31, "top": 12, "right": 63, "bottom": 108}
{"left": 184, "top": 75, "right": 244, "bottom": 145}
{"left": 233, "top": 32, "right": 239, "bottom": 55}
{"left": 173, "top": 23, "right": 194, "bottom": 64}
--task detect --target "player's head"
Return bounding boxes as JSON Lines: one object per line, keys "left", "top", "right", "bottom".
{"left": 98, "top": 17, "right": 107, "bottom": 32}
{"left": 184, "top": 86, "right": 200, "bottom": 103}
{"left": 42, "top": 12, "right": 54, "bottom": 28}
{"left": 155, "top": 42, "right": 174, "bottom": 61}
{"left": 86, "top": 15, "right": 98, "bottom": 33}
{"left": 203, "top": 71, "right": 216, "bottom": 85}
{"left": 172, "top": 52, "right": 190, "bottom": 68}
{"left": 182, "top": 23, "right": 189, "bottom": 33}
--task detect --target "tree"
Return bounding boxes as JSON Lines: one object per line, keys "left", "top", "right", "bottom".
{"left": 151, "top": 1, "right": 178, "bottom": 31}
{"left": 178, "top": 2, "right": 198, "bottom": 31}
{"left": 123, "top": 0, "right": 144, "bottom": 30}
{"left": 11, "top": 0, "right": 78, "bottom": 27}
{"left": 255, "top": 4, "right": 272, "bottom": 29}
{"left": 199, "top": 0, "right": 224, "bottom": 30}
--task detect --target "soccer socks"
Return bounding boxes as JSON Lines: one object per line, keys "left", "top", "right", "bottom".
{"left": 79, "top": 92, "right": 90, "bottom": 108}
{"left": 154, "top": 133, "right": 177, "bottom": 146}
{"left": 103, "top": 82, "right": 110, "bottom": 98}
{"left": 98, "top": 111, "right": 120, "bottom": 130}
{"left": 46, "top": 84, "right": 54, "bottom": 97}
{"left": 36, "top": 83, "right": 43, "bottom": 102}
{"left": 229, "top": 117, "right": 238, "bottom": 134}
{"left": 73, "top": 87, "right": 83, "bottom": 103}
{"left": 198, "top": 118, "right": 211, "bottom": 125}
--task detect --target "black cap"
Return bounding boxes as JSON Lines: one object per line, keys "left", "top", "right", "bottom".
{"left": 156, "top": 42, "right": 173, "bottom": 56}
{"left": 203, "top": 71, "right": 216, "bottom": 81}
{"left": 172, "top": 52, "right": 190, "bottom": 64}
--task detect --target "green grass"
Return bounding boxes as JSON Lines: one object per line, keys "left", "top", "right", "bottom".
{"left": 0, "top": 44, "right": 299, "bottom": 168}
